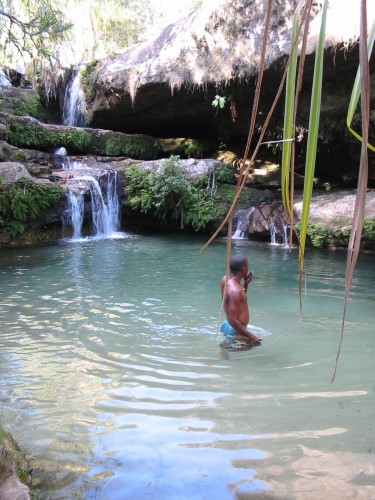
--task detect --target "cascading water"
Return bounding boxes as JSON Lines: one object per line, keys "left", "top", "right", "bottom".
{"left": 65, "top": 190, "right": 85, "bottom": 240}
{"left": 61, "top": 157, "right": 122, "bottom": 240}
{"left": 233, "top": 204, "right": 290, "bottom": 246}
{"left": 0, "top": 70, "right": 11, "bottom": 87}
{"left": 269, "top": 222, "right": 290, "bottom": 246}
{"left": 90, "top": 173, "right": 120, "bottom": 236}
{"left": 62, "top": 67, "right": 86, "bottom": 127}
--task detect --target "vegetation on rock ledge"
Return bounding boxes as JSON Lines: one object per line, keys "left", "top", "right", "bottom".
{"left": 125, "top": 156, "right": 227, "bottom": 231}
{"left": 0, "top": 178, "right": 64, "bottom": 237}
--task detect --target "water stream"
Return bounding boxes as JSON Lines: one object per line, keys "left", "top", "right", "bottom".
{"left": 61, "top": 67, "right": 87, "bottom": 127}
{"left": 61, "top": 158, "right": 121, "bottom": 241}
{"left": 0, "top": 235, "right": 374, "bottom": 498}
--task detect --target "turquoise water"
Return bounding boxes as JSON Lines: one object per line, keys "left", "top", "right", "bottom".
{"left": 0, "top": 233, "right": 374, "bottom": 499}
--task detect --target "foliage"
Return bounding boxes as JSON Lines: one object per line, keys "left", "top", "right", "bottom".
{"left": 217, "top": 184, "right": 268, "bottom": 206}
{"left": 294, "top": 221, "right": 350, "bottom": 248}
{"left": 297, "top": 0, "right": 328, "bottom": 271}
{"left": 183, "top": 139, "right": 204, "bottom": 158}
{"left": 105, "top": 135, "right": 160, "bottom": 159}
{"left": 211, "top": 95, "right": 227, "bottom": 109}
{"left": 125, "top": 156, "right": 226, "bottom": 231}
{"left": 7, "top": 123, "right": 91, "bottom": 151}
{"left": 0, "top": 0, "right": 72, "bottom": 67}
{"left": 14, "top": 151, "right": 27, "bottom": 162}
{"left": 183, "top": 190, "right": 226, "bottom": 231}
{"left": 215, "top": 163, "right": 236, "bottom": 184}
{"left": 363, "top": 217, "right": 375, "bottom": 239}
{"left": 13, "top": 92, "right": 42, "bottom": 118}
{"left": 80, "top": 60, "right": 100, "bottom": 101}
{"left": 0, "top": 178, "right": 64, "bottom": 236}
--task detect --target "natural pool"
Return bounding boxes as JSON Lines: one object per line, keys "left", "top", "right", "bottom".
{"left": 0, "top": 233, "right": 374, "bottom": 499}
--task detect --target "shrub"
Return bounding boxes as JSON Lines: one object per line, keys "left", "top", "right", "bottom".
{"left": 363, "top": 218, "right": 375, "bottom": 240}
{"left": 183, "top": 139, "right": 204, "bottom": 158}
{"left": 13, "top": 93, "right": 42, "bottom": 119}
{"left": 293, "top": 222, "right": 350, "bottom": 248}
{"left": 0, "top": 178, "right": 65, "bottom": 237}
{"left": 125, "top": 155, "right": 226, "bottom": 231}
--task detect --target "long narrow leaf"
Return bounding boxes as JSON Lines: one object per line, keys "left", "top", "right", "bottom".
{"left": 290, "top": 2, "right": 313, "bottom": 248}
{"left": 346, "top": 18, "right": 375, "bottom": 152}
{"left": 332, "top": 0, "right": 370, "bottom": 381}
{"left": 281, "top": 10, "right": 300, "bottom": 220}
{"left": 298, "top": 0, "right": 328, "bottom": 279}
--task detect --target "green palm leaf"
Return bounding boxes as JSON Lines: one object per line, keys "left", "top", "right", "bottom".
{"left": 298, "top": 0, "right": 328, "bottom": 278}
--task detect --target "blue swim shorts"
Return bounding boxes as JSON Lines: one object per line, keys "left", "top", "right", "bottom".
{"left": 220, "top": 319, "right": 246, "bottom": 337}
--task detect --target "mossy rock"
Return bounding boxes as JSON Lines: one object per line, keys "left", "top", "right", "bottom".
{"left": 0, "top": 112, "right": 160, "bottom": 159}
{"left": 0, "top": 427, "right": 31, "bottom": 498}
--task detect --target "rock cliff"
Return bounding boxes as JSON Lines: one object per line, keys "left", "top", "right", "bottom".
{"left": 83, "top": 0, "right": 375, "bottom": 183}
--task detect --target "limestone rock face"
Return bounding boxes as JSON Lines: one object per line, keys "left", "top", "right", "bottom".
{"left": 0, "top": 162, "right": 54, "bottom": 186}
{"left": 294, "top": 191, "right": 375, "bottom": 229}
{"left": 83, "top": 0, "right": 375, "bottom": 183}
{"left": 233, "top": 191, "right": 375, "bottom": 245}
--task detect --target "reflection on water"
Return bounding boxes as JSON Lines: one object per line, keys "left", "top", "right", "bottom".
{"left": 0, "top": 234, "right": 374, "bottom": 498}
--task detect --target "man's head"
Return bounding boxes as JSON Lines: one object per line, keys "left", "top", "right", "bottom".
{"left": 229, "top": 255, "right": 248, "bottom": 275}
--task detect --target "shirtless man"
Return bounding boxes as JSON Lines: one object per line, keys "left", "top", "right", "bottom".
{"left": 220, "top": 255, "right": 261, "bottom": 344}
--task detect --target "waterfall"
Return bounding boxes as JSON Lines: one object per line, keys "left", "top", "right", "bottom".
{"left": 63, "top": 169, "right": 122, "bottom": 241}
{"left": 62, "top": 68, "right": 86, "bottom": 127}
{"left": 269, "top": 222, "right": 289, "bottom": 247}
{"left": 232, "top": 207, "right": 255, "bottom": 240}
{"left": 65, "top": 190, "right": 84, "bottom": 240}
{"left": 232, "top": 225, "right": 245, "bottom": 239}
{"left": 90, "top": 173, "right": 120, "bottom": 236}
{"left": 0, "top": 70, "right": 11, "bottom": 87}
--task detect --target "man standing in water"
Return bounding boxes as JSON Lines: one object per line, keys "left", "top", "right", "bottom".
{"left": 220, "top": 255, "right": 261, "bottom": 344}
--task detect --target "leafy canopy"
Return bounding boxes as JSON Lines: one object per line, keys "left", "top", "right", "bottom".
{"left": 0, "top": 0, "right": 72, "bottom": 66}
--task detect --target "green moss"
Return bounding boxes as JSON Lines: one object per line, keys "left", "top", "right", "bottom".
{"left": 7, "top": 123, "right": 91, "bottom": 152}
{"left": 217, "top": 184, "right": 269, "bottom": 205}
{"left": 80, "top": 60, "right": 100, "bottom": 101}
{"left": 14, "top": 151, "right": 28, "bottom": 162}
{"left": 105, "top": 135, "right": 160, "bottom": 159}
{"left": 0, "top": 427, "right": 31, "bottom": 488}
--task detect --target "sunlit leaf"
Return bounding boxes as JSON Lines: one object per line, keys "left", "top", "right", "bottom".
{"left": 298, "top": 0, "right": 328, "bottom": 279}
{"left": 346, "top": 18, "right": 375, "bottom": 152}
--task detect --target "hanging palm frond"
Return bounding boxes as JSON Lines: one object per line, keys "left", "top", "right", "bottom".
{"left": 298, "top": 0, "right": 328, "bottom": 286}
{"left": 346, "top": 18, "right": 375, "bottom": 151}
{"left": 332, "top": 0, "right": 371, "bottom": 381}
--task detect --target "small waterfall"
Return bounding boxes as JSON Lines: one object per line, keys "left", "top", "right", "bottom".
{"left": 269, "top": 222, "right": 290, "bottom": 247}
{"left": 65, "top": 191, "right": 84, "bottom": 240}
{"left": 62, "top": 68, "right": 86, "bottom": 127}
{"left": 232, "top": 224, "right": 245, "bottom": 239}
{"left": 0, "top": 70, "right": 11, "bottom": 87}
{"left": 63, "top": 169, "right": 121, "bottom": 241}
{"left": 232, "top": 207, "right": 255, "bottom": 240}
{"left": 54, "top": 147, "right": 67, "bottom": 156}
{"left": 90, "top": 173, "right": 120, "bottom": 236}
